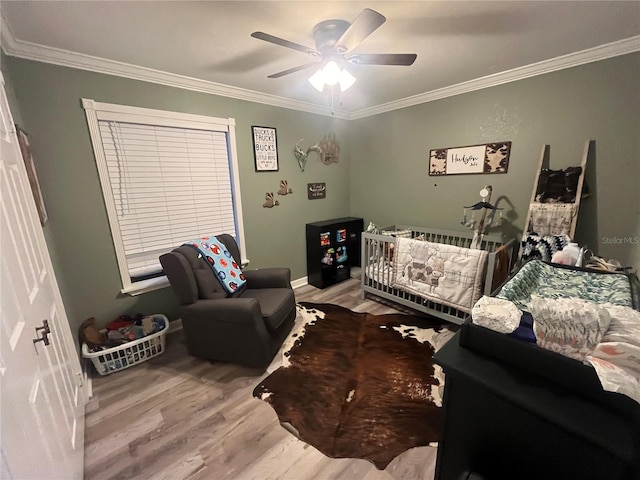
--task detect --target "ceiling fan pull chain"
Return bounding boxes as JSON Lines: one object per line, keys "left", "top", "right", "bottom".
{"left": 331, "top": 85, "right": 335, "bottom": 116}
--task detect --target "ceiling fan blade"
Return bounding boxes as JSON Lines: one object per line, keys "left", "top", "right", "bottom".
{"left": 251, "top": 31, "right": 319, "bottom": 56}
{"left": 267, "top": 62, "right": 319, "bottom": 78}
{"left": 347, "top": 53, "right": 417, "bottom": 66}
{"left": 335, "top": 8, "right": 386, "bottom": 54}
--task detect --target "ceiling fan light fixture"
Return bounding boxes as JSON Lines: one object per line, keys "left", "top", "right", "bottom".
{"left": 254, "top": 8, "right": 417, "bottom": 93}
{"left": 308, "top": 69, "right": 326, "bottom": 92}
{"left": 322, "top": 61, "right": 342, "bottom": 86}
{"left": 308, "top": 62, "right": 356, "bottom": 92}
{"left": 338, "top": 69, "right": 356, "bottom": 92}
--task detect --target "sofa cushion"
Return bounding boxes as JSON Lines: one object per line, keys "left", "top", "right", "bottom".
{"left": 241, "top": 288, "right": 295, "bottom": 332}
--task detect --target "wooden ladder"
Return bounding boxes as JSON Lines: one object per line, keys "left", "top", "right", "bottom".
{"left": 521, "top": 140, "right": 591, "bottom": 241}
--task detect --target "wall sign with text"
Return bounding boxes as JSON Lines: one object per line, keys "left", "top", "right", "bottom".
{"left": 307, "top": 183, "right": 326, "bottom": 199}
{"left": 252, "top": 126, "right": 279, "bottom": 172}
{"left": 428, "top": 141, "right": 511, "bottom": 176}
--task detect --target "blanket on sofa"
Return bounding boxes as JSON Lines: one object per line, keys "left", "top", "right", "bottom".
{"left": 392, "top": 238, "right": 488, "bottom": 313}
{"left": 183, "top": 235, "right": 246, "bottom": 294}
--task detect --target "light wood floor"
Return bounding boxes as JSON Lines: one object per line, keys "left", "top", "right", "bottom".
{"left": 84, "top": 277, "right": 441, "bottom": 480}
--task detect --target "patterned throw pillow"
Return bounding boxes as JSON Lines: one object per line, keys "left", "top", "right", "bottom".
{"left": 184, "top": 236, "right": 246, "bottom": 294}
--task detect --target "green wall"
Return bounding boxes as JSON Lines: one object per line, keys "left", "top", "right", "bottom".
{"left": 3, "top": 52, "right": 639, "bottom": 346}
{"left": 4, "top": 56, "right": 351, "bottom": 336}
{"left": 349, "top": 53, "right": 640, "bottom": 268}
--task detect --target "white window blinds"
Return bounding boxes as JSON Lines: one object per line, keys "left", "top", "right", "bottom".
{"left": 99, "top": 121, "right": 235, "bottom": 278}
{"left": 83, "top": 99, "right": 245, "bottom": 294}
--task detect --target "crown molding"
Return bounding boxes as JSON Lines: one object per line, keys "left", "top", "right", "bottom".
{"left": 2, "top": 11, "right": 638, "bottom": 122}
{"left": 350, "top": 35, "right": 640, "bottom": 120}
{"left": 0, "top": 14, "right": 350, "bottom": 120}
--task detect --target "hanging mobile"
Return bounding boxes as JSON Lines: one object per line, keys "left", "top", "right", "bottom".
{"left": 468, "top": 211, "right": 476, "bottom": 229}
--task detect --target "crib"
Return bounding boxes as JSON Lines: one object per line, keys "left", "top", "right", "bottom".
{"left": 361, "top": 224, "right": 517, "bottom": 325}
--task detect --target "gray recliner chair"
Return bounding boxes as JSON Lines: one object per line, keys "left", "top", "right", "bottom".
{"left": 159, "top": 234, "right": 296, "bottom": 369}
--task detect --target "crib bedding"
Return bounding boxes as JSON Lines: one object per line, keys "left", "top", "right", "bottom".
{"left": 392, "top": 237, "right": 488, "bottom": 314}
{"left": 361, "top": 225, "right": 515, "bottom": 325}
{"left": 364, "top": 258, "right": 394, "bottom": 284}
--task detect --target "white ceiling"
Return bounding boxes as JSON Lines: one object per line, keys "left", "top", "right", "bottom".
{"left": 1, "top": 1, "right": 639, "bottom": 118}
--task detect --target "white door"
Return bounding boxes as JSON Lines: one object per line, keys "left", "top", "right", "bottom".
{"left": 0, "top": 74, "right": 86, "bottom": 479}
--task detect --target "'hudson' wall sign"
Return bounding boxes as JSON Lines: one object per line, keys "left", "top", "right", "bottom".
{"left": 429, "top": 141, "right": 511, "bottom": 176}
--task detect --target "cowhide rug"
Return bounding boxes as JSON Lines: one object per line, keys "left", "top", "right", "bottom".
{"left": 253, "top": 302, "right": 456, "bottom": 469}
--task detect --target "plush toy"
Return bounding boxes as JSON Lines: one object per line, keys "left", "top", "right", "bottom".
{"left": 79, "top": 317, "right": 106, "bottom": 347}
{"left": 551, "top": 250, "right": 573, "bottom": 265}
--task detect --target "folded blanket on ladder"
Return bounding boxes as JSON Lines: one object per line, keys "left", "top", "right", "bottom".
{"left": 528, "top": 202, "right": 577, "bottom": 236}
{"left": 392, "top": 238, "right": 488, "bottom": 313}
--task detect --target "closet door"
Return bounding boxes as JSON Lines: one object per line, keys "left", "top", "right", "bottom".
{"left": 0, "top": 74, "right": 86, "bottom": 479}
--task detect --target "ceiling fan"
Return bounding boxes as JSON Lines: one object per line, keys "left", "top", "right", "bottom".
{"left": 251, "top": 8, "right": 417, "bottom": 88}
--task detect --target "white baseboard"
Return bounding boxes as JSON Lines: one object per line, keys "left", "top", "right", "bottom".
{"left": 167, "top": 318, "right": 183, "bottom": 335}
{"left": 291, "top": 276, "right": 308, "bottom": 289}
{"left": 82, "top": 359, "right": 93, "bottom": 400}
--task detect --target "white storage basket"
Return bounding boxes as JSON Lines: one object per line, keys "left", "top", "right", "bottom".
{"left": 82, "top": 314, "right": 169, "bottom": 376}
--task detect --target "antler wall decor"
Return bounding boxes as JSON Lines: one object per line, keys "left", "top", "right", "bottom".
{"left": 317, "top": 132, "right": 340, "bottom": 165}
{"left": 294, "top": 139, "right": 321, "bottom": 172}
{"left": 294, "top": 133, "right": 340, "bottom": 171}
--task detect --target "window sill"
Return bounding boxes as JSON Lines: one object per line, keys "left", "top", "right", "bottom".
{"left": 121, "top": 259, "right": 249, "bottom": 296}
{"left": 121, "top": 276, "right": 171, "bottom": 296}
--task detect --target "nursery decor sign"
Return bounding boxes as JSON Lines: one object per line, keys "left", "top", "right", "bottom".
{"left": 429, "top": 141, "right": 511, "bottom": 176}
{"left": 307, "top": 183, "right": 326, "bottom": 200}
{"left": 252, "top": 126, "right": 279, "bottom": 171}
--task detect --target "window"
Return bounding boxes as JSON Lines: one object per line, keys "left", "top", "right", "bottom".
{"left": 82, "top": 99, "right": 246, "bottom": 295}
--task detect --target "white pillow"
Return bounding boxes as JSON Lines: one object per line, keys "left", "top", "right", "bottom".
{"left": 472, "top": 296, "right": 522, "bottom": 334}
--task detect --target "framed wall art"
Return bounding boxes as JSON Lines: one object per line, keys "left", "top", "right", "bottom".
{"left": 429, "top": 141, "right": 511, "bottom": 176}
{"left": 15, "top": 124, "right": 48, "bottom": 225}
{"left": 252, "top": 125, "right": 279, "bottom": 172}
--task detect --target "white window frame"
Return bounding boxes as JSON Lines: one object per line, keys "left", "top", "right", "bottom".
{"left": 82, "top": 99, "right": 246, "bottom": 295}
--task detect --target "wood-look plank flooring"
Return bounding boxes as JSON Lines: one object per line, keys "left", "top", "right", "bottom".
{"left": 84, "top": 276, "right": 441, "bottom": 480}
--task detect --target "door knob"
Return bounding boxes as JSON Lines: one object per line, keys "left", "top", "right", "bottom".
{"left": 33, "top": 319, "right": 50, "bottom": 347}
